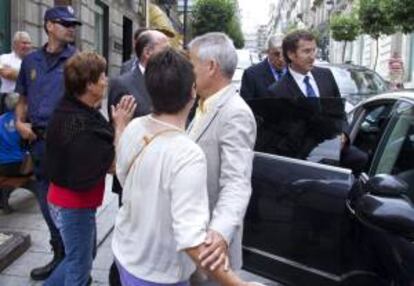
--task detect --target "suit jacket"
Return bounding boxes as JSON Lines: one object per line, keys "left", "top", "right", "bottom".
{"left": 120, "top": 56, "right": 137, "bottom": 75}
{"left": 188, "top": 85, "right": 257, "bottom": 270}
{"left": 240, "top": 58, "right": 276, "bottom": 100}
{"left": 263, "top": 67, "right": 347, "bottom": 159}
{"left": 107, "top": 68, "right": 152, "bottom": 194}
{"left": 107, "top": 67, "right": 152, "bottom": 121}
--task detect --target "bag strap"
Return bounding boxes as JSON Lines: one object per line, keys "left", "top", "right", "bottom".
{"left": 125, "top": 128, "right": 181, "bottom": 177}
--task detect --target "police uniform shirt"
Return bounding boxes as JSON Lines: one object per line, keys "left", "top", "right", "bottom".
{"left": 15, "top": 44, "right": 76, "bottom": 127}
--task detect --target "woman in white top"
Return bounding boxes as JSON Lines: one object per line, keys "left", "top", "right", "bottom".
{"left": 112, "top": 48, "right": 257, "bottom": 286}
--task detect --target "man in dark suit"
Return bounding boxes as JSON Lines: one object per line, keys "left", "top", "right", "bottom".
{"left": 120, "top": 28, "right": 147, "bottom": 75}
{"left": 266, "top": 30, "right": 367, "bottom": 171}
{"left": 107, "top": 29, "right": 169, "bottom": 286}
{"left": 240, "top": 34, "right": 286, "bottom": 100}
{"left": 108, "top": 29, "right": 169, "bottom": 121}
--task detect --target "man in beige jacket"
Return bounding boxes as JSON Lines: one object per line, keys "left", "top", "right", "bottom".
{"left": 188, "top": 32, "right": 257, "bottom": 285}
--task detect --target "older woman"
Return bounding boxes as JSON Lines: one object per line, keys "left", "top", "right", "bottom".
{"left": 112, "top": 48, "right": 258, "bottom": 286}
{"left": 44, "top": 51, "right": 136, "bottom": 286}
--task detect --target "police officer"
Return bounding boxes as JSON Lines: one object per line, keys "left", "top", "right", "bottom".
{"left": 14, "top": 6, "right": 81, "bottom": 281}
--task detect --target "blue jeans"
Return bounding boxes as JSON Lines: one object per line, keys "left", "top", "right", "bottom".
{"left": 44, "top": 204, "right": 97, "bottom": 286}
{"left": 31, "top": 139, "right": 61, "bottom": 245}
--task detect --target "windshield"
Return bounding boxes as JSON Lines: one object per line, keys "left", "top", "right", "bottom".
{"left": 329, "top": 67, "right": 388, "bottom": 96}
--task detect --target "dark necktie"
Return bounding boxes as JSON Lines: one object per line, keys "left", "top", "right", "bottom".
{"left": 275, "top": 70, "right": 283, "bottom": 81}
{"left": 304, "top": 75, "right": 317, "bottom": 98}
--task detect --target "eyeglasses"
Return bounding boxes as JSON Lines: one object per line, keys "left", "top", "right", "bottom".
{"left": 52, "top": 20, "right": 77, "bottom": 28}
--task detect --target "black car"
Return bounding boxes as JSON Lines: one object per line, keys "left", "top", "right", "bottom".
{"left": 316, "top": 63, "right": 390, "bottom": 109}
{"left": 242, "top": 91, "right": 414, "bottom": 286}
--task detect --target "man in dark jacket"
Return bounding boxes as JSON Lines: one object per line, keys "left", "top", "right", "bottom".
{"left": 265, "top": 30, "right": 367, "bottom": 172}
{"left": 240, "top": 34, "right": 286, "bottom": 100}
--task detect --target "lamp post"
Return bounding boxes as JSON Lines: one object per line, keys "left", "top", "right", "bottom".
{"left": 183, "top": 0, "right": 188, "bottom": 48}
{"left": 325, "top": 0, "right": 334, "bottom": 62}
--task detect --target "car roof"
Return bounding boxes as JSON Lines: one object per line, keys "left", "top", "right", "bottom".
{"left": 353, "top": 89, "right": 414, "bottom": 108}
{"left": 316, "top": 62, "right": 375, "bottom": 71}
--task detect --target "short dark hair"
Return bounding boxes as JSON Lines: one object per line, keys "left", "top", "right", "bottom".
{"left": 64, "top": 51, "right": 106, "bottom": 97}
{"left": 145, "top": 48, "right": 195, "bottom": 114}
{"left": 282, "top": 30, "right": 316, "bottom": 64}
{"left": 133, "top": 28, "right": 148, "bottom": 42}
{"left": 135, "top": 32, "right": 154, "bottom": 59}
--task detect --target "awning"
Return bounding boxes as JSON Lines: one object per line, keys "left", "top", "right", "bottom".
{"left": 149, "top": 4, "right": 183, "bottom": 49}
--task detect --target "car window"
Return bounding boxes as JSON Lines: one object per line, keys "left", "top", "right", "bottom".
{"left": 352, "top": 103, "right": 394, "bottom": 172}
{"left": 370, "top": 102, "right": 414, "bottom": 199}
{"left": 329, "top": 67, "right": 388, "bottom": 102}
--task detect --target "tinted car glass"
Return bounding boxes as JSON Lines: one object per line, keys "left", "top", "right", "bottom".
{"left": 250, "top": 97, "right": 345, "bottom": 163}
{"left": 329, "top": 67, "right": 388, "bottom": 104}
{"left": 371, "top": 102, "right": 414, "bottom": 199}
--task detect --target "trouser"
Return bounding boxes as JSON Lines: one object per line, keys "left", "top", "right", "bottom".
{"left": 31, "top": 139, "right": 62, "bottom": 245}
{"left": 0, "top": 162, "right": 23, "bottom": 177}
{"left": 45, "top": 204, "right": 97, "bottom": 286}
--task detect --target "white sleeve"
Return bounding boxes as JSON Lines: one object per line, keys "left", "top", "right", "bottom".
{"left": 170, "top": 143, "right": 210, "bottom": 251}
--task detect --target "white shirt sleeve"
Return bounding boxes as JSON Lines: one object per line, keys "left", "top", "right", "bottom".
{"left": 169, "top": 143, "right": 209, "bottom": 251}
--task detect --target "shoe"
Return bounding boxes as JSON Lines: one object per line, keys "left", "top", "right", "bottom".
{"left": 30, "top": 240, "right": 65, "bottom": 281}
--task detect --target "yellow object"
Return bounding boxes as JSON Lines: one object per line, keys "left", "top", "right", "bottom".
{"left": 149, "top": 3, "right": 183, "bottom": 48}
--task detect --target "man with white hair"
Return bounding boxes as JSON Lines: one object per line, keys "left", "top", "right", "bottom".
{"left": 188, "top": 32, "right": 257, "bottom": 285}
{"left": 0, "top": 31, "right": 32, "bottom": 113}
{"left": 240, "top": 34, "right": 285, "bottom": 100}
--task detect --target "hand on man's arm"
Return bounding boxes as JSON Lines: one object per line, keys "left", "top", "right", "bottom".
{"left": 186, "top": 244, "right": 259, "bottom": 286}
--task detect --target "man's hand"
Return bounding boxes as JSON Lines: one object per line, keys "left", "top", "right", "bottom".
{"left": 199, "top": 229, "right": 229, "bottom": 271}
{"left": 0, "top": 65, "right": 19, "bottom": 81}
{"left": 15, "top": 121, "right": 37, "bottom": 142}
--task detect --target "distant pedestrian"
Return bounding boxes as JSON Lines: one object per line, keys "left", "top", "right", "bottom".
{"left": 188, "top": 32, "right": 257, "bottom": 285}
{"left": 388, "top": 52, "right": 404, "bottom": 90}
{"left": 14, "top": 5, "right": 81, "bottom": 281}
{"left": 0, "top": 31, "right": 32, "bottom": 113}
{"left": 44, "top": 51, "right": 136, "bottom": 286}
{"left": 240, "top": 34, "right": 286, "bottom": 100}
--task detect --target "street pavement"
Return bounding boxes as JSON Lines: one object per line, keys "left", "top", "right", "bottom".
{"left": 0, "top": 175, "right": 281, "bottom": 286}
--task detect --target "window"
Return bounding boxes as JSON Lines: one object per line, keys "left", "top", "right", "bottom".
{"left": 352, "top": 102, "right": 394, "bottom": 172}
{"left": 0, "top": 0, "right": 10, "bottom": 54}
{"left": 95, "top": 0, "right": 109, "bottom": 60}
{"left": 370, "top": 102, "right": 414, "bottom": 199}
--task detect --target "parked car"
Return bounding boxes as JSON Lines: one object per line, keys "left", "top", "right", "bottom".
{"left": 232, "top": 49, "right": 257, "bottom": 90}
{"left": 243, "top": 91, "right": 414, "bottom": 286}
{"left": 316, "top": 63, "right": 390, "bottom": 110}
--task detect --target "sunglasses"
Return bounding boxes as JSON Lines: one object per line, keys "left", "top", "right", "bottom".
{"left": 52, "top": 20, "right": 77, "bottom": 28}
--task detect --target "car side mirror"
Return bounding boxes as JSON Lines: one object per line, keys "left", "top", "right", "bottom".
{"left": 355, "top": 175, "right": 414, "bottom": 240}
{"left": 365, "top": 174, "right": 408, "bottom": 197}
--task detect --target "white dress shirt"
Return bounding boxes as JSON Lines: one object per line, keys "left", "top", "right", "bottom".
{"left": 289, "top": 67, "right": 320, "bottom": 97}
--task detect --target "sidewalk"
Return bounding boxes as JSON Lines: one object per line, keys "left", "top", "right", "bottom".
{"left": 0, "top": 176, "right": 280, "bottom": 286}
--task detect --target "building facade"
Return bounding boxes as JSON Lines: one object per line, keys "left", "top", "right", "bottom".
{"left": 0, "top": 0, "right": 148, "bottom": 76}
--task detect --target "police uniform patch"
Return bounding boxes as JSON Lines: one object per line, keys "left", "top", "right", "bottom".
{"left": 30, "top": 69, "right": 36, "bottom": 81}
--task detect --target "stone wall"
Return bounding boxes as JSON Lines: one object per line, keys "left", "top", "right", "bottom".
{"left": 9, "top": 0, "right": 146, "bottom": 76}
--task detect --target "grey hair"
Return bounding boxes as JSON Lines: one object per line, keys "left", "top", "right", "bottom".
{"left": 13, "top": 31, "right": 31, "bottom": 43}
{"left": 188, "top": 32, "right": 237, "bottom": 79}
{"left": 267, "top": 34, "right": 284, "bottom": 50}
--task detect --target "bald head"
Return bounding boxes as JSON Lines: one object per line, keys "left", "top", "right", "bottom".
{"left": 136, "top": 30, "right": 169, "bottom": 67}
